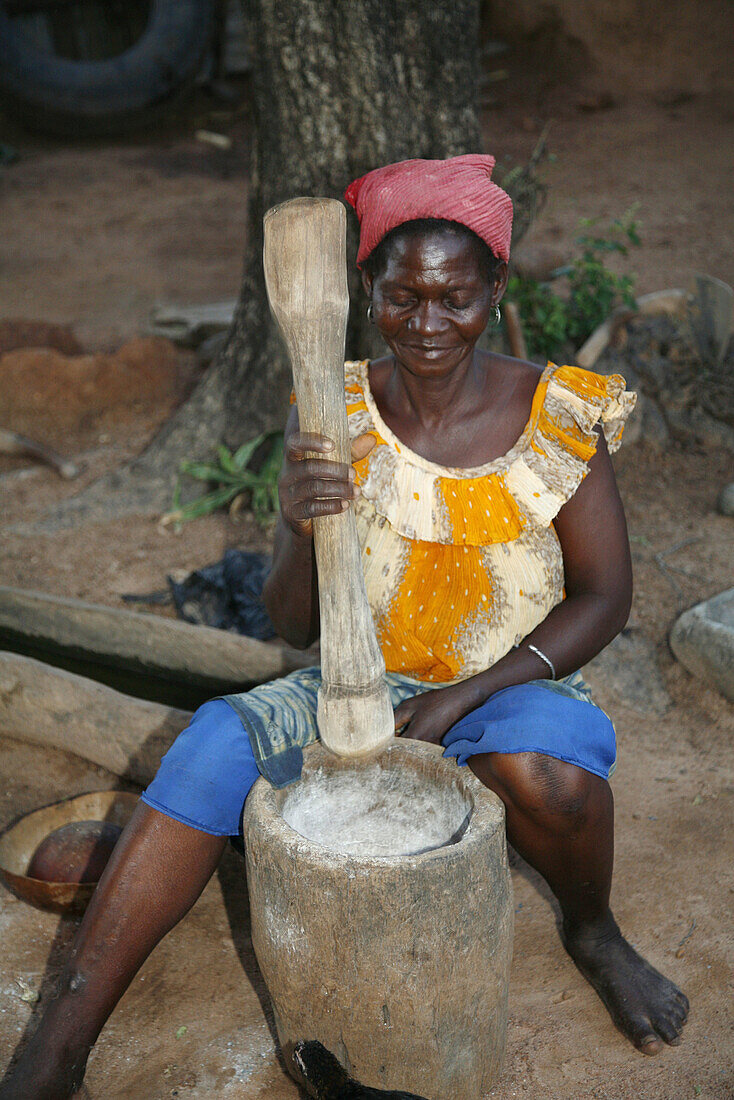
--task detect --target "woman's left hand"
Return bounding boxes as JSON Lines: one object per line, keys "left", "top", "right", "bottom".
{"left": 393, "top": 687, "right": 469, "bottom": 746}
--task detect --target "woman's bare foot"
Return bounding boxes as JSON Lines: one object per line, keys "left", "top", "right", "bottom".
{"left": 563, "top": 914, "right": 689, "bottom": 1054}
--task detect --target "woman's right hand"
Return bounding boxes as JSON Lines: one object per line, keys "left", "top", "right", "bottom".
{"left": 278, "top": 431, "right": 374, "bottom": 538}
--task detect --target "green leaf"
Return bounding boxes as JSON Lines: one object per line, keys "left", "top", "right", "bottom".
{"left": 256, "top": 443, "right": 284, "bottom": 489}
{"left": 217, "top": 445, "right": 236, "bottom": 474}
{"left": 232, "top": 432, "right": 268, "bottom": 470}
{"left": 167, "top": 484, "right": 240, "bottom": 525}
{"left": 260, "top": 432, "right": 285, "bottom": 476}
{"left": 179, "top": 461, "right": 242, "bottom": 484}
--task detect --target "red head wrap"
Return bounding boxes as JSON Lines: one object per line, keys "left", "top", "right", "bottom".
{"left": 344, "top": 154, "right": 513, "bottom": 267}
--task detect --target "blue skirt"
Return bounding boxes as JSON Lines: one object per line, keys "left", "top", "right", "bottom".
{"left": 141, "top": 666, "right": 616, "bottom": 839}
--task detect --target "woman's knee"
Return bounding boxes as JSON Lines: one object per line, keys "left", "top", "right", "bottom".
{"left": 484, "top": 752, "right": 597, "bottom": 829}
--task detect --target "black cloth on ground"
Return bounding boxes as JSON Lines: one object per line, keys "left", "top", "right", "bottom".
{"left": 167, "top": 550, "right": 275, "bottom": 640}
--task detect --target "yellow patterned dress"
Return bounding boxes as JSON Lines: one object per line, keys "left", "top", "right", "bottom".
{"left": 346, "top": 359, "right": 636, "bottom": 684}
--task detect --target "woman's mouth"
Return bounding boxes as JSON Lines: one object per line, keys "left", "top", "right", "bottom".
{"left": 407, "top": 344, "right": 452, "bottom": 355}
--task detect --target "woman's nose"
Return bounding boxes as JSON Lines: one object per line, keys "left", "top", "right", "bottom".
{"left": 407, "top": 301, "right": 447, "bottom": 335}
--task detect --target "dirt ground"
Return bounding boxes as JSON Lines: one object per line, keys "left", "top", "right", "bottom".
{"left": 1, "top": 66, "right": 733, "bottom": 1100}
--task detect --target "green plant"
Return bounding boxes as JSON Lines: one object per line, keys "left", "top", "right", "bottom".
{"left": 505, "top": 277, "right": 568, "bottom": 361}
{"left": 162, "top": 431, "right": 284, "bottom": 529}
{"left": 507, "top": 210, "right": 640, "bottom": 361}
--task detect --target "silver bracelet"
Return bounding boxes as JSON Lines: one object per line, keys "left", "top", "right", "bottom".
{"left": 527, "top": 643, "right": 556, "bottom": 680}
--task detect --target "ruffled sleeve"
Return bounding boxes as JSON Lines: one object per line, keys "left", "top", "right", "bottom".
{"left": 345, "top": 360, "right": 635, "bottom": 546}
{"left": 544, "top": 364, "right": 636, "bottom": 454}
{"left": 504, "top": 364, "right": 636, "bottom": 531}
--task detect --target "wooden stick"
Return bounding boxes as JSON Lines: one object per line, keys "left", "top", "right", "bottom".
{"left": 0, "top": 428, "right": 80, "bottom": 479}
{"left": 263, "top": 197, "right": 393, "bottom": 757}
{"left": 502, "top": 301, "right": 528, "bottom": 361}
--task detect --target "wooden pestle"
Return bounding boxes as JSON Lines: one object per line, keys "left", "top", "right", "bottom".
{"left": 263, "top": 197, "right": 394, "bottom": 757}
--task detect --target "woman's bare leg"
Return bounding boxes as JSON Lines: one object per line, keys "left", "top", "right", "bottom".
{"left": 0, "top": 803, "right": 226, "bottom": 1100}
{"left": 469, "top": 752, "right": 689, "bottom": 1054}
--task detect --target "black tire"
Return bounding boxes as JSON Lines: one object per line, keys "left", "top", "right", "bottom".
{"left": 0, "top": 0, "right": 217, "bottom": 136}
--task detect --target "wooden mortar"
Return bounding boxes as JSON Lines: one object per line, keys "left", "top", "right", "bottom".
{"left": 245, "top": 740, "right": 513, "bottom": 1099}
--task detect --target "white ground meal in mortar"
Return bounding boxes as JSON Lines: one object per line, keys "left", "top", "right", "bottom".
{"left": 281, "top": 766, "right": 470, "bottom": 857}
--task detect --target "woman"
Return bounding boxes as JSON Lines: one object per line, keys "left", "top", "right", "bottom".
{"left": 1, "top": 155, "right": 687, "bottom": 1100}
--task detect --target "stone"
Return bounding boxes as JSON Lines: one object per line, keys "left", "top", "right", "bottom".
{"left": 685, "top": 273, "right": 733, "bottom": 368}
{"left": 149, "top": 299, "right": 237, "bottom": 346}
{"left": 716, "top": 483, "right": 734, "bottom": 516}
{"left": 0, "top": 586, "right": 312, "bottom": 695}
{"left": 669, "top": 588, "right": 734, "bottom": 702}
{"left": 244, "top": 740, "right": 513, "bottom": 1100}
{"left": 0, "top": 651, "right": 191, "bottom": 783}
{"left": 638, "top": 393, "right": 671, "bottom": 447}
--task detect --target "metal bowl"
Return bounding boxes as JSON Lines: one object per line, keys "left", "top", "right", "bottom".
{"left": 0, "top": 790, "right": 138, "bottom": 914}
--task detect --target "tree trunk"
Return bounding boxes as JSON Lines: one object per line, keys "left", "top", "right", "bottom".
{"left": 158, "top": 0, "right": 482, "bottom": 453}
{"left": 45, "top": 0, "right": 482, "bottom": 522}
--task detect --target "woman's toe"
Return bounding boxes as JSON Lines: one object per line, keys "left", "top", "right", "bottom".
{"left": 638, "top": 1037, "right": 664, "bottom": 1056}
{"left": 629, "top": 1018, "right": 664, "bottom": 1055}
{"left": 655, "top": 1016, "right": 683, "bottom": 1045}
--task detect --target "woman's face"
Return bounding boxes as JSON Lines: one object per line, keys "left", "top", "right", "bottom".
{"left": 363, "top": 230, "right": 507, "bottom": 377}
